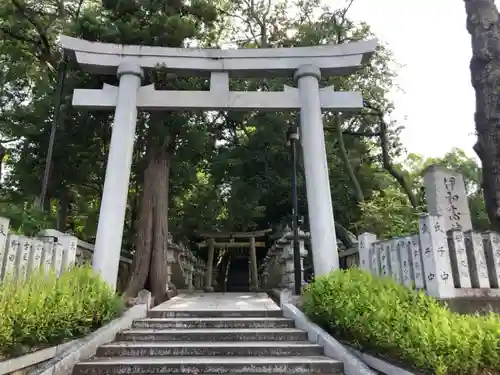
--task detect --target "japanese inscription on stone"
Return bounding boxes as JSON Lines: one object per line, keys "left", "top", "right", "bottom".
{"left": 29, "top": 239, "right": 43, "bottom": 272}
{"left": 448, "top": 230, "right": 471, "bottom": 288}
{"left": 389, "top": 239, "right": 402, "bottom": 283}
{"left": 371, "top": 242, "right": 381, "bottom": 275}
{"left": 423, "top": 166, "right": 472, "bottom": 233}
{"left": 409, "top": 234, "right": 425, "bottom": 289}
{"left": 418, "top": 214, "right": 455, "bottom": 298}
{"left": 379, "top": 241, "right": 392, "bottom": 277}
{"left": 399, "top": 237, "right": 413, "bottom": 288}
{"left": 17, "top": 237, "right": 32, "bottom": 280}
{"left": 41, "top": 238, "right": 55, "bottom": 274}
{"left": 464, "top": 231, "right": 491, "bottom": 288}
{"left": 358, "top": 233, "right": 376, "bottom": 272}
{"left": 4, "top": 234, "right": 20, "bottom": 280}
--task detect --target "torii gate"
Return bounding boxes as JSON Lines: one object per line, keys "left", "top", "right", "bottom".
{"left": 60, "top": 35, "right": 377, "bottom": 289}
{"left": 197, "top": 229, "right": 271, "bottom": 291}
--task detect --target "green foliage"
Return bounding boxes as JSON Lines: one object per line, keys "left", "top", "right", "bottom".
{"left": 302, "top": 269, "right": 500, "bottom": 375}
{"left": 354, "top": 188, "right": 422, "bottom": 238}
{"left": 0, "top": 202, "right": 56, "bottom": 237}
{"left": 0, "top": 266, "right": 124, "bottom": 358}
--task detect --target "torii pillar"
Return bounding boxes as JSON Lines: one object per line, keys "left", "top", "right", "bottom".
{"left": 204, "top": 238, "right": 215, "bottom": 292}
{"left": 249, "top": 236, "right": 259, "bottom": 291}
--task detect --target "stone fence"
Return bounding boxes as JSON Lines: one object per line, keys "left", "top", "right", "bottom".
{"left": 348, "top": 213, "right": 500, "bottom": 299}
{"left": 0, "top": 216, "right": 207, "bottom": 294}
{"left": 259, "top": 226, "right": 310, "bottom": 290}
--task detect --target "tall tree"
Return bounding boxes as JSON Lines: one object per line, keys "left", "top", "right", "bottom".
{"left": 464, "top": 0, "right": 500, "bottom": 231}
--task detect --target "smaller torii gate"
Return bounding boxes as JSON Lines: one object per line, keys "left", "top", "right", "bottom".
{"left": 198, "top": 229, "right": 271, "bottom": 291}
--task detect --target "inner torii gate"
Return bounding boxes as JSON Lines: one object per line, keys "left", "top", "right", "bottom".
{"left": 60, "top": 35, "right": 377, "bottom": 289}
{"left": 198, "top": 229, "right": 270, "bottom": 292}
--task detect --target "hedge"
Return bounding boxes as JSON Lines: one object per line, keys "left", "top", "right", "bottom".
{"left": 0, "top": 266, "right": 124, "bottom": 358}
{"left": 302, "top": 268, "right": 500, "bottom": 375}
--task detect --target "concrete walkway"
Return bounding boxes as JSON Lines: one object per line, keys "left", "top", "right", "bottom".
{"left": 153, "top": 292, "right": 280, "bottom": 311}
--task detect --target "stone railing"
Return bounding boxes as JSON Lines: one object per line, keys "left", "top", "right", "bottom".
{"left": 0, "top": 216, "right": 135, "bottom": 289}
{"left": 260, "top": 226, "right": 309, "bottom": 290}
{"left": 0, "top": 215, "right": 208, "bottom": 294}
{"left": 0, "top": 217, "right": 79, "bottom": 282}
{"left": 43, "top": 229, "right": 134, "bottom": 291}
{"left": 169, "top": 239, "right": 206, "bottom": 293}
{"left": 355, "top": 213, "right": 500, "bottom": 299}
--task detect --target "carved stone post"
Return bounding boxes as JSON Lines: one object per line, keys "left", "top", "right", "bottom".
{"left": 204, "top": 238, "right": 215, "bottom": 292}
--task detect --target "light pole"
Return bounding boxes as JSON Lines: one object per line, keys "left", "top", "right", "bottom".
{"left": 287, "top": 125, "right": 302, "bottom": 295}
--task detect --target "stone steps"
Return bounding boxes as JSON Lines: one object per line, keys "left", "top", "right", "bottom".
{"left": 148, "top": 309, "right": 283, "bottom": 318}
{"left": 116, "top": 327, "right": 308, "bottom": 341}
{"left": 97, "top": 341, "right": 324, "bottom": 357}
{"left": 73, "top": 356, "right": 342, "bottom": 375}
{"left": 72, "top": 293, "right": 343, "bottom": 375}
{"left": 132, "top": 317, "right": 295, "bottom": 329}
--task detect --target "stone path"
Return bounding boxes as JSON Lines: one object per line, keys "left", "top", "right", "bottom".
{"left": 153, "top": 292, "right": 281, "bottom": 311}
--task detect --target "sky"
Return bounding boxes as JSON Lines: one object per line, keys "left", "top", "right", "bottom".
{"left": 345, "top": 0, "right": 478, "bottom": 159}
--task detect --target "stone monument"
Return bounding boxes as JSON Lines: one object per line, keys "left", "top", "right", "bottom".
{"left": 423, "top": 165, "right": 473, "bottom": 233}
{"left": 60, "top": 35, "right": 377, "bottom": 289}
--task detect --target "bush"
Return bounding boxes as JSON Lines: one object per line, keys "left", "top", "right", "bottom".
{"left": 0, "top": 266, "right": 124, "bottom": 357}
{"left": 302, "top": 268, "right": 500, "bottom": 375}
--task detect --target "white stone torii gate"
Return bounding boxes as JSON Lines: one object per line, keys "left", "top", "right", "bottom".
{"left": 60, "top": 35, "right": 377, "bottom": 289}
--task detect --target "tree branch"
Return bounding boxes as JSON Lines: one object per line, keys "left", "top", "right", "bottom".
{"left": 324, "top": 126, "right": 380, "bottom": 137}
{"left": 363, "top": 101, "right": 420, "bottom": 208}
{"left": 11, "top": 0, "right": 55, "bottom": 68}
{"left": 336, "top": 113, "right": 364, "bottom": 202}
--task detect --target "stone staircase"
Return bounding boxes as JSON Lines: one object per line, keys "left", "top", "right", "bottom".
{"left": 73, "top": 307, "right": 343, "bottom": 374}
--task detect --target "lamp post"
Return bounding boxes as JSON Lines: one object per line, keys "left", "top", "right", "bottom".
{"left": 287, "top": 125, "right": 302, "bottom": 295}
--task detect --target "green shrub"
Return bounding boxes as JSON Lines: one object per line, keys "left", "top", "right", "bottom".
{"left": 302, "top": 268, "right": 500, "bottom": 375}
{"left": 0, "top": 266, "right": 124, "bottom": 357}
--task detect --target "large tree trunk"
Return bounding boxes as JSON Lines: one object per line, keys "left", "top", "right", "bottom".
{"left": 465, "top": 0, "right": 500, "bottom": 231}
{"left": 125, "top": 148, "right": 171, "bottom": 303}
